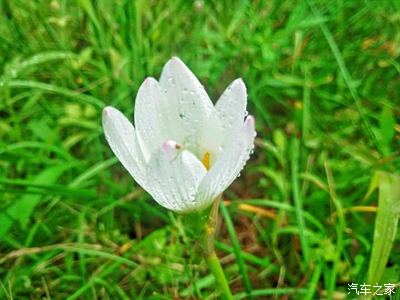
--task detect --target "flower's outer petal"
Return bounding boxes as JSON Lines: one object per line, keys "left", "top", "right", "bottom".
{"left": 146, "top": 141, "right": 207, "bottom": 212}
{"left": 134, "top": 77, "right": 167, "bottom": 161}
{"left": 159, "top": 57, "right": 213, "bottom": 155}
{"left": 195, "top": 116, "right": 256, "bottom": 206}
{"left": 102, "top": 106, "right": 147, "bottom": 188}
{"left": 215, "top": 78, "right": 247, "bottom": 147}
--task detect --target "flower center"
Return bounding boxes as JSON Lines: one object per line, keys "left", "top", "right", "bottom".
{"left": 202, "top": 152, "right": 211, "bottom": 170}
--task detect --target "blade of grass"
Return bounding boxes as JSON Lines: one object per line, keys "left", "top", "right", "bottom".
{"left": 220, "top": 201, "right": 253, "bottom": 299}
{"left": 3, "top": 80, "right": 104, "bottom": 108}
{"left": 366, "top": 171, "right": 400, "bottom": 284}
{"left": 324, "top": 161, "right": 345, "bottom": 298}
{"left": 290, "top": 138, "right": 310, "bottom": 265}
{"left": 214, "top": 241, "right": 271, "bottom": 267}
{"left": 304, "top": 261, "right": 323, "bottom": 300}
{"left": 0, "top": 243, "right": 138, "bottom": 267}
{"left": 302, "top": 66, "right": 311, "bottom": 142}
{"left": 234, "top": 287, "right": 307, "bottom": 299}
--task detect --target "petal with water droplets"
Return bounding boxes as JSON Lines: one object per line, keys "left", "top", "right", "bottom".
{"left": 159, "top": 57, "right": 213, "bottom": 154}
{"left": 134, "top": 77, "right": 167, "bottom": 161}
{"left": 102, "top": 106, "right": 147, "bottom": 188}
{"left": 146, "top": 140, "right": 207, "bottom": 212}
{"left": 195, "top": 115, "right": 256, "bottom": 206}
{"left": 215, "top": 78, "right": 247, "bottom": 148}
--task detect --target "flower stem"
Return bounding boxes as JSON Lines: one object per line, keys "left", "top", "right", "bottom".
{"left": 205, "top": 252, "right": 234, "bottom": 300}
{"left": 202, "top": 198, "right": 234, "bottom": 300}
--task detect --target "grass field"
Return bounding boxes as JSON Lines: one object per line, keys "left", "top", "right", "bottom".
{"left": 1, "top": 0, "right": 400, "bottom": 299}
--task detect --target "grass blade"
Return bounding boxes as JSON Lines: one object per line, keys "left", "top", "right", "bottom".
{"left": 290, "top": 138, "right": 310, "bottom": 265}
{"left": 367, "top": 171, "right": 400, "bottom": 284}
{"left": 220, "top": 201, "right": 253, "bottom": 299}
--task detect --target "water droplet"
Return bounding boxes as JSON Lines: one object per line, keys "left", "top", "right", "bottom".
{"left": 168, "top": 77, "right": 176, "bottom": 85}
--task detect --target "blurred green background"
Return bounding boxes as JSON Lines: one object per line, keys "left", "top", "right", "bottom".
{"left": 1, "top": 0, "right": 399, "bottom": 299}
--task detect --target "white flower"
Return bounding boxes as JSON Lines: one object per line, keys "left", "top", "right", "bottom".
{"left": 103, "top": 57, "right": 256, "bottom": 213}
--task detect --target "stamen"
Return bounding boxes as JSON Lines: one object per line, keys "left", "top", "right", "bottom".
{"left": 202, "top": 152, "right": 211, "bottom": 170}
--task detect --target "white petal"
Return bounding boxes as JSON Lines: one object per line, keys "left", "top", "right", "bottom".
{"left": 199, "top": 111, "right": 224, "bottom": 166}
{"left": 215, "top": 78, "right": 247, "bottom": 147}
{"left": 134, "top": 77, "right": 167, "bottom": 161}
{"left": 102, "top": 106, "right": 147, "bottom": 187}
{"left": 146, "top": 140, "right": 207, "bottom": 213}
{"left": 195, "top": 116, "right": 256, "bottom": 206}
{"left": 159, "top": 57, "right": 213, "bottom": 155}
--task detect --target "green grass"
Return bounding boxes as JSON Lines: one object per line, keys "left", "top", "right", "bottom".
{"left": 1, "top": 0, "right": 400, "bottom": 299}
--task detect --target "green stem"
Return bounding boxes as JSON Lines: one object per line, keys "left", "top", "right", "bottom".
{"left": 201, "top": 198, "right": 234, "bottom": 300}
{"left": 206, "top": 252, "right": 233, "bottom": 300}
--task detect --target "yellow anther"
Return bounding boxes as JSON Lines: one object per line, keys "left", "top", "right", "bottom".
{"left": 202, "top": 152, "right": 211, "bottom": 170}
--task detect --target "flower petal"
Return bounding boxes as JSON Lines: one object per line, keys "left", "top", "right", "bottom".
{"left": 215, "top": 78, "right": 247, "bottom": 147}
{"left": 199, "top": 111, "right": 224, "bottom": 167}
{"left": 159, "top": 57, "right": 213, "bottom": 155}
{"left": 195, "top": 115, "right": 256, "bottom": 206}
{"left": 134, "top": 77, "right": 167, "bottom": 161}
{"left": 146, "top": 141, "right": 207, "bottom": 212}
{"left": 102, "top": 106, "right": 147, "bottom": 188}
